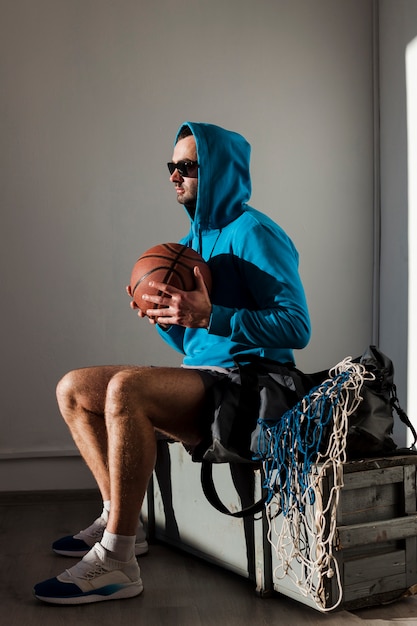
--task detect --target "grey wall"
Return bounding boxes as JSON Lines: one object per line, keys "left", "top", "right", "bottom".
{"left": 1, "top": 0, "right": 377, "bottom": 490}
{"left": 379, "top": 0, "right": 417, "bottom": 445}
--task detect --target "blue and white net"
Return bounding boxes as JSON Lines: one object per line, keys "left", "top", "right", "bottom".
{"left": 253, "top": 357, "right": 372, "bottom": 611}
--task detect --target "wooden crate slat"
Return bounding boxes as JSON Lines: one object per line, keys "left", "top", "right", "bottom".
{"left": 343, "top": 571, "right": 407, "bottom": 602}
{"left": 343, "top": 549, "right": 405, "bottom": 585}
{"left": 342, "top": 456, "right": 417, "bottom": 474}
{"left": 341, "top": 466, "right": 404, "bottom": 490}
{"left": 337, "top": 515, "right": 417, "bottom": 549}
{"left": 339, "top": 483, "right": 398, "bottom": 525}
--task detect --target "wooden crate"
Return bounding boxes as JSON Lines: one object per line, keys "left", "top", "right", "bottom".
{"left": 271, "top": 455, "right": 417, "bottom": 611}
{"left": 142, "top": 442, "right": 417, "bottom": 610}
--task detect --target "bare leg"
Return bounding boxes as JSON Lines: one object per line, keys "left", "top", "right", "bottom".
{"left": 56, "top": 365, "right": 129, "bottom": 501}
{"left": 34, "top": 365, "right": 208, "bottom": 604}
{"left": 57, "top": 365, "right": 206, "bottom": 536}
{"left": 104, "top": 367, "right": 206, "bottom": 536}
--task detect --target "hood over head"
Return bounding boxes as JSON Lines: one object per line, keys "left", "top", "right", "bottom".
{"left": 175, "top": 122, "right": 252, "bottom": 232}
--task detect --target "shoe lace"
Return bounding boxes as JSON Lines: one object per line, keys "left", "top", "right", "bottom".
{"left": 79, "top": 561, "right": 109, "bottom": 581}
{"left": 79, "top": 518, "right": 106, "bottom": 540}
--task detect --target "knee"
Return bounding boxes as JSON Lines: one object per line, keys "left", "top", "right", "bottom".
{"left": 105, "top": 369, "right": 148, "bottom": 416}
{"left": 56, "top": 370, "right": 81, "bottom": 416}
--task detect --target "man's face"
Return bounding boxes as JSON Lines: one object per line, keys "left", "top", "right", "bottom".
{"left": 170, "top": 135, "right": 198, "bottom": 214}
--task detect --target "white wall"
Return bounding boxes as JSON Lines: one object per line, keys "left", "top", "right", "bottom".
{"left": 1, "top": 0, "right": 375, "bottom": 490}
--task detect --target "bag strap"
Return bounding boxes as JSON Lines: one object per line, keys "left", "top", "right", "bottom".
{"left": 390, "top": 384, "right": 417, "bottom": 448}
{"left": 200, "top": 359, "right": 266, "bottom": 517}
{"left": 200, "top": 461, "right": 268, "bottom": 518}
{"left": 199, "top": 357, "right": 313, "bottom": 517}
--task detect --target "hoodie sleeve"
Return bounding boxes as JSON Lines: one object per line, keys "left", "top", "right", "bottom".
{"left": 207, "top": 219, "right": 311, "bottom": 350}
{"left": 155, "top": 323, "right": 186, "bottom": 355}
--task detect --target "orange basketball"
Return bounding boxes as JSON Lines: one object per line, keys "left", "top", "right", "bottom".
{"left": 129, "top": 243, "right": 212, "bottom": 314}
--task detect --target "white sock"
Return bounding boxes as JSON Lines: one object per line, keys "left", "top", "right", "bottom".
{"left": 101, "top": 500, "right": 111, "bottom": 523}
{"left": 101, "top": 529, "right": 136, "bottom": 562}
{"left": 100, "top": 501, "right": 146, "bottom": 542}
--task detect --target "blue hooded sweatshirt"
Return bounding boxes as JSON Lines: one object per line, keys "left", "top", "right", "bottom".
{"left": 157, "top": 122, "right": 311, "bottom": 368}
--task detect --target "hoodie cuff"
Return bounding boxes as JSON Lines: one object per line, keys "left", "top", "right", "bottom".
{"left": 207, "top": 304, "right": 234, "bottom": 337}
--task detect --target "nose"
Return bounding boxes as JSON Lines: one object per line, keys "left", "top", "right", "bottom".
{"left": 170, "top": 168, "right": 183, "bottom": 183}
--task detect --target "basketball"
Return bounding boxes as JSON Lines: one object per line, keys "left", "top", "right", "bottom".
{"left": 129, "top": 242, "right": 212, "bottom": 313}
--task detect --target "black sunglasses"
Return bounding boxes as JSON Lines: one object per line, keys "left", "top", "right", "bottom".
{"left": 167, "top": 160, "right": 199, "bottom": 178}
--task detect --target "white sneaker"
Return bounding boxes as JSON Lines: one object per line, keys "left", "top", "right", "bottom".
{"left": 34, "top": 542, "right": 143, "bottom": 605}
{"left": 52, "top": 516, "right": 149, "bottom": 557}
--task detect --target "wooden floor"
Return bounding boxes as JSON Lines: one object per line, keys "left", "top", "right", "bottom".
{"left": 1, "top": 490, "right": 417, "bottom": 626}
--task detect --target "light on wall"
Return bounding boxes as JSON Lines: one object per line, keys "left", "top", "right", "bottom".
{"left": 407, "top": 36, "right": 417, "bottom": 444}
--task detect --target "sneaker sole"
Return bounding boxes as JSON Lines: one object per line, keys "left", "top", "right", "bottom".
{"left": 34, "top": 581, "right": 144, "bottom": 605}
{"left": 53, "top": 541, "right": 149, "bottom": 558}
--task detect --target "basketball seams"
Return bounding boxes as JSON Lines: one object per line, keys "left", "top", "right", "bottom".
{"left": 132, "top": 265, "right": 189, "bottom": 291}
{"left": 132, "top": 245, "right": 200, "bottom": 297}
{"left": 129, "top": 242, "right": 211, "bottom": 314}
